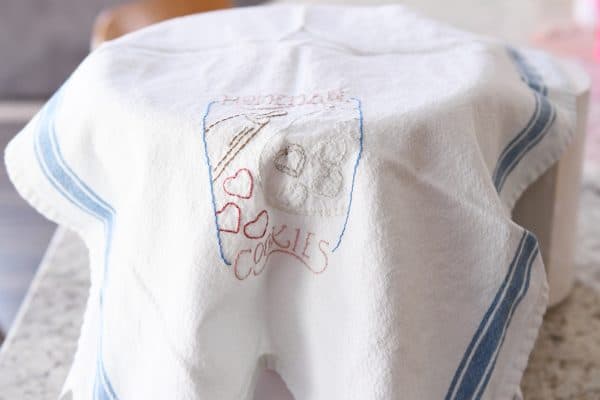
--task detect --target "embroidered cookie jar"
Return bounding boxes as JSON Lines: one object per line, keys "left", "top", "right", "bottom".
{"left": 4, "top": 4, "right": 579, "bottom": 400}
{"left": 203, "top": 92, "right": 364, "bottom": 278}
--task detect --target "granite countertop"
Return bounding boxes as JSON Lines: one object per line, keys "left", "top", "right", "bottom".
{"left": 0, "top": 228, "right": 88, "bottom": 400}
{"left": 520, "top": 178, "right": 600, "bottom": 399}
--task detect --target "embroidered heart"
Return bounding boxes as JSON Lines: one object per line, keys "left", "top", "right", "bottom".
{"left": 216, "top": 202, "right": 241, "bottom": 233}
{"left": 243, "top": 210, "right": 269, "bottom": 239}
{"left": 274, "top": 144, "right": 306, "bottom": 178}
{"left": 223, "top": 168, "right": 254, "bottom": 199}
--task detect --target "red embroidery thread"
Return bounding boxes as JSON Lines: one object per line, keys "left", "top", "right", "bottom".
{"left": 302, "top": 232, "right": 315, "bottom": 259}
{"left": 292, "top": 228, "right": 301, "bottom": 252}
{"left": 216, "top": 202, "right": 241, "bottom": 234}
{"left": 264, "top": 249, "right": 328, "bottom": 275}
{"left": 271, "top": 225, "right": 291, "bottom": 249}
{"left": 243, "top": 210, "right": 269, "bottom": 239}
{"left": 233, "top": 248, "right": 252, "bottom": 280}
{"left": 253, "top": 241, "right": 265, "bottom": 264}
{"left": 232, "top": 231, "right": 330, "bottom": 279}
{"left": 223, "top": 168, "right": 254, "bottom": 200}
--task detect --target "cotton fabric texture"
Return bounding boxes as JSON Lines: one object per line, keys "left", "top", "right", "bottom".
{"left": 4, "top": 5, "right": 579, "bottom": 400}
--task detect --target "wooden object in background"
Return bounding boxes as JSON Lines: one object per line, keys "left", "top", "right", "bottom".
{"left": 91, "top": 0, "right": 232, "bottom": 48}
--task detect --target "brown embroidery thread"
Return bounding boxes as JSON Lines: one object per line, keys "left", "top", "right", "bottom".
{"left": 274, "top": 143, "right": 307, "bottom": 178}
{"left": 214, "top": 126, "right": 253, "bottom": 173}
{"left": 212, "top": 121, "right": 268, "bottom": 182}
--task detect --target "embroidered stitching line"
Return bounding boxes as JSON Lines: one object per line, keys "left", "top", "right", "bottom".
{"left": 218, "top": 127, "right": 253, "bottom": 167}
{"left": 216, "top": 202, "right": 242, "bottom": 233}
{"left": 228, "top": 126, "right": 252, "bottom": 147}
{"left": 201, "top": 101, "right": 231, "bottom": 265}
{"left": 444, "top": 231, "right": 539, "bottom": 400}
{"left": 204, "top": 97, "right": 364, "bottom": 264}
{"left": 205, "top": 113, "right": 246, "bottom": 132}
{"left": 206, "top": 110, "right": 287, "bottom": 135}
{"left": 222, "top": 168, "right": 254, "bottom": 199}
{"left": 274, "top": 143, "right": 307, "bottom": 177}
{"left": 233, "top": 246, "right": 329, "bottom": 279}
{"left": 213, "top": 122, "right": 267, "bottom": 183}
{"left": 34, "top": 90, "right": 119, "bottom": 400}
{"left": 201, "top": 104, "right": 289, "bottom": 265}
{"left": 331, "top": 97, "right": 364, "bottom": 252}
{"left": 212, "top": 122, "right": 267, "bottom": 182}
{"left": 243, "top": 209, "right": 269, "bottom": 239}
{"left": 208, "top": 110, "right": 288, "bottom": 183}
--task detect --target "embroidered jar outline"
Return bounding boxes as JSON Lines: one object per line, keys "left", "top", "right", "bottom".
{"left": 201, "top": 93, "right": 364, "bottom": 279}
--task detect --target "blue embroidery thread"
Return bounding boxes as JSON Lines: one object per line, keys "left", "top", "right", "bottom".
{"left": 202, "top": 97, "right": 365, "bottom": 261}
{"left": 332, "top": 97, "right": 364, "bottom": 252}
{"left": 201, "top": 100, "right": 231, "bottom": 266}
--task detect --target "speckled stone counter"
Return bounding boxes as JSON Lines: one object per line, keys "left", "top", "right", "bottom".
{"left": 521, "top": 177, "right": 600, "bottom": 400}
{"left": 1, "top": 179, "right": 599, "bottom": 399}
{"left": 0, "top": 229, "right": 89, "bottom": 400}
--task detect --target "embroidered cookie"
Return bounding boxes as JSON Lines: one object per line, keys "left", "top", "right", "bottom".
{"left": 274, "top": 144, "right": 307, "bottom": 178}
{"left": 260, "top": 115, "right": 360, "bottom": 216}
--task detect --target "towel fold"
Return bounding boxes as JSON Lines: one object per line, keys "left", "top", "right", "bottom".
{"left": 4, "top": 5, "right": 579, "bottom": 400}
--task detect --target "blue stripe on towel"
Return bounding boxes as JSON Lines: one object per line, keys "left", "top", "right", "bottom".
{"left": 492, "top": 48, "right": 556, "bottom": 192}
{"left": 444, "top": 231, "right": 539, "bottom": 400}
{"left": 507, "top": 47, "right": 548, "bottom": 96}
{"left": 492, "top": 93, "right": 556, "bottom": 191}
{"left": 33, "top": 91, "right": 120, "bottom": 400}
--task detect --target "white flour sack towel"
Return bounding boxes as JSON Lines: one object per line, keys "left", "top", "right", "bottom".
{"left": 4, "top": 5, "right": 580, "bottom": 400}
